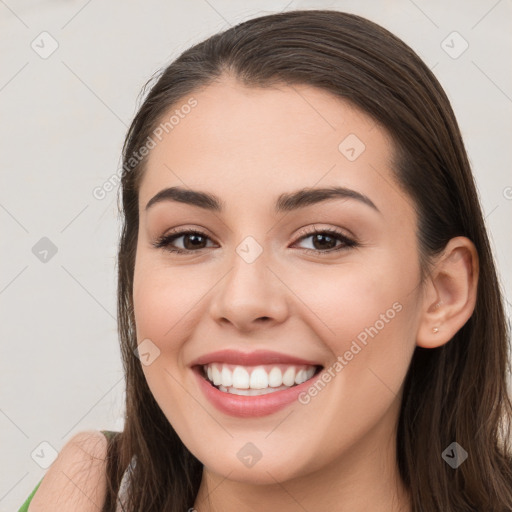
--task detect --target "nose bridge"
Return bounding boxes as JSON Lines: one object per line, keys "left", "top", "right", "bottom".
{"left": 210, "top": 234, "right": 288, "bottom": 330}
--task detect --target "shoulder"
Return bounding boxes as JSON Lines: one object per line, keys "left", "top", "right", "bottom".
{"left": 28, "top": 430, "right": 108, "bottom": 512}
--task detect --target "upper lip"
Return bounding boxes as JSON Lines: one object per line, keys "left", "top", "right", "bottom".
{"left": 190, "top": 349, "right": 323, "bottom": 367}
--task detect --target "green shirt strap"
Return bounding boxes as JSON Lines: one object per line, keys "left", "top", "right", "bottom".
{"left": 17, "top": 478, "right": 43, "bottom": 512}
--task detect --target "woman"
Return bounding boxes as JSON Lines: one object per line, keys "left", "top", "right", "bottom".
{"left": 23, "top": 9, "right": 512, "bottom": 512}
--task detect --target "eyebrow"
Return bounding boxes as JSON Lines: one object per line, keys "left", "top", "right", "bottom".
{"left": 145, "top": 185, "right": 380, "bottom": 214}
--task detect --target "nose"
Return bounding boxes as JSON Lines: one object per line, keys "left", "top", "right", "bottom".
{"left": 209, "top": 248, "right": 289, "bottom": 333}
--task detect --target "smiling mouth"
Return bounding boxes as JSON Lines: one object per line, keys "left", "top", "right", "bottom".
{"left": 196, "top": 362, "right": 323, "bottom": 396}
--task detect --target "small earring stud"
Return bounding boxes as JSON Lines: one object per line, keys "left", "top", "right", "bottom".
{"left": 432, "top": 327, "right": 439, "bottom": 333}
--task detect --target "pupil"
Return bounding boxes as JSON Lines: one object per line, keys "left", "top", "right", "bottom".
{"left": 184, "top": 234, "right": 206, "bottom": 250}
{"left": 313, "top": 234, "right": 335, "bottom": 250}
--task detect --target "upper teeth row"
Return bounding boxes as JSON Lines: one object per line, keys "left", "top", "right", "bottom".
{"left": 204, "top": 363, "right": 317, "bottom": 389}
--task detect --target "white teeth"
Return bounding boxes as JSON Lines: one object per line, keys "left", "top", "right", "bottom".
{"left": 282, "top": 367, "right": 296, "bottom": 387}
{"left": 232, "top": 366, "right": 250, "bottom": 389}
{"left": 212, "top": 365, "right": 222, "bottom": 386}
{"left": 249, "top": 367, "right": 268, "bottom": 389}
{"left": 268, "top": 367, "right": 283, "bottom": 387}
{"left": 202, "top": 362, "right": 319, "bottom": 392}
{"left": 304, "top": 366, "right": 316, "bottom": 382}
{"left": 218, "top": 384, "right": 292, "bottom": 396}
{"left": 295, "top": 369, "right": 307, "bottom": 385}
{"left": 221, "top": 366, "right": 232, "bottom": 387}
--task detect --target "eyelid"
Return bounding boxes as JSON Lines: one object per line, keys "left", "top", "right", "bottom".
{"left": 294, "top": 223, "right": 356, "bottom": 242}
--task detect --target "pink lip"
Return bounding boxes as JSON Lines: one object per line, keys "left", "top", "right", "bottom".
{"left": 192, "top": 366, "right": 321, "bottom": 418}
{"left": 189, "top": 349, "right": 322, "bottom": 367}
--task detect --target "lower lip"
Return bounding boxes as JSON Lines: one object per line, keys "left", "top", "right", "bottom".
{"left": 192, "top": 366, "right": 320, "bottom": 418}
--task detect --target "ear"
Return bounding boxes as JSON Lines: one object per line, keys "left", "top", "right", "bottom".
{"left": 416, "top": 236, "right": 479, "bottom": 349}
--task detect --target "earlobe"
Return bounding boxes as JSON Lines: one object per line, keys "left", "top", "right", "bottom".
{"left": 416, "top": 236, "right": 479, "bottom": 349}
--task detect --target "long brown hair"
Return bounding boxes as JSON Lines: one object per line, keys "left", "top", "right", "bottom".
{"left": 102, "top": 9, "right": 512, "bottom": 511}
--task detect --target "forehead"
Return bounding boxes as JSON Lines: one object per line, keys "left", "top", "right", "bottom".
{"left": 137, "top": 77, "right": 408, "bottom": 217}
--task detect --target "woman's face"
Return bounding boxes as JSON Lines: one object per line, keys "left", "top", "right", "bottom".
{"left": 133, "top": 77, "right": 424, "bottom": 484}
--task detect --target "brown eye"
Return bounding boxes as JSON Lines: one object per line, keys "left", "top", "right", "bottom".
{"left": 152, "top": 230, "right": 215, "bottom": 254}
{"left": 308, "top": 233, "right": 339, "bottom": 251}
{"left": 180, "top": 233, "right": 208, "bottom": 250}
{"left": 293, "top": 228, "right": 358, "bottom": 255}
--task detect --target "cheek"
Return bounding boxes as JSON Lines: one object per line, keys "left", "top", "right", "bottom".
{"left": 288, "top": 256, "right": 420, "bottom": 457}
{"left": 132, "top": 253, "right": 208, "bottom": 426}
{"left": 294, "top": 258, "right": 417, "bottom": 343}
{"left": 132, "top": 252, "right": 218, "bottom": 351}
{"left": 292, "top": 249, "right": 421, "bottom": 405}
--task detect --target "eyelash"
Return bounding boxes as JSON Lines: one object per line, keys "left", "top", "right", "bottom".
{"left": 152, "top": 226, "right": 358, "bottom": 256}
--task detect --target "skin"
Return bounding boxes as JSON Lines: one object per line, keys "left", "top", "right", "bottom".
{"left": 132, "top": 76, "right": 478, "bottom": 512}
